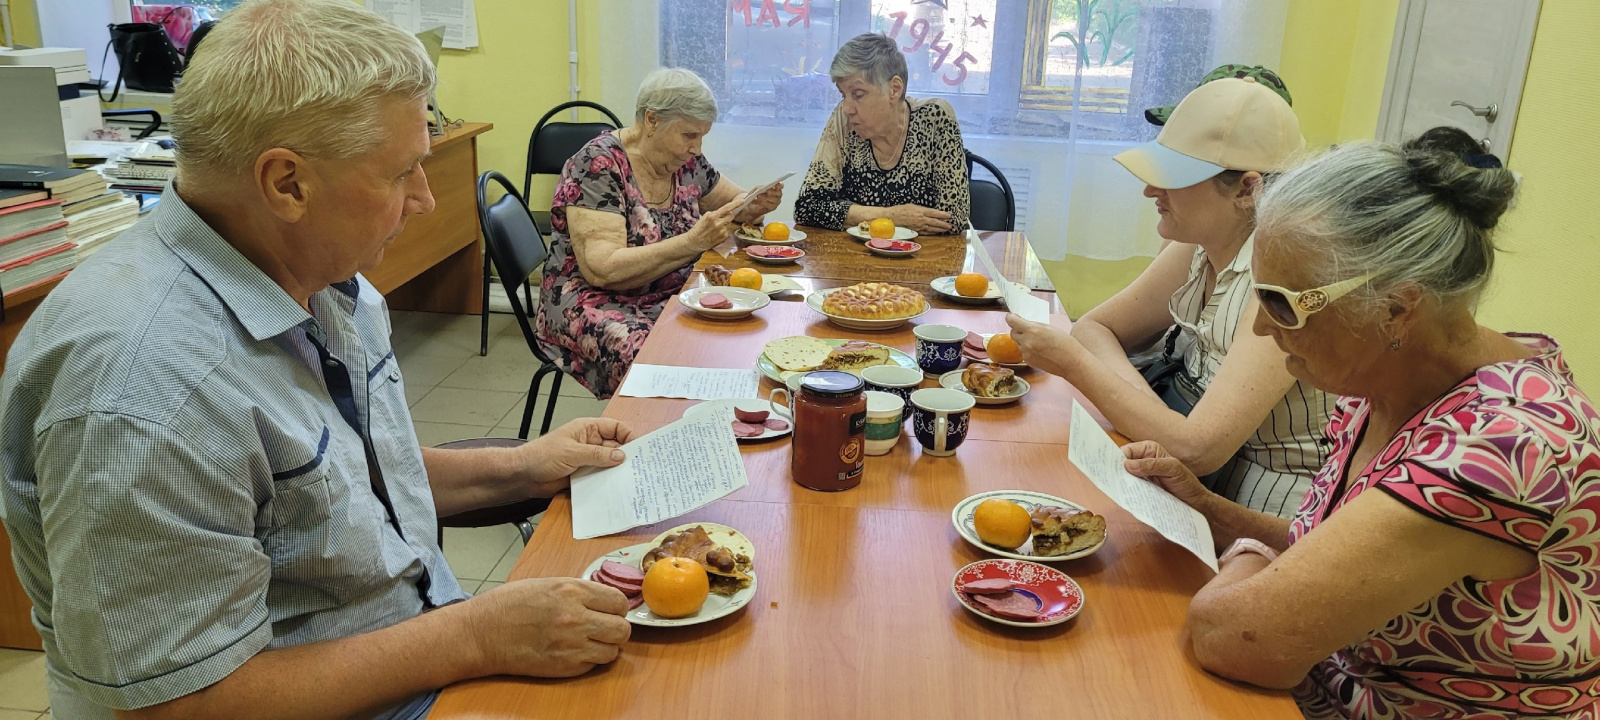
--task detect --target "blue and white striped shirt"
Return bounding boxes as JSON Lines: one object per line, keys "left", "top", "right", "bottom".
{"left": 0, "top": 187, "right": 465, "bottom": 719}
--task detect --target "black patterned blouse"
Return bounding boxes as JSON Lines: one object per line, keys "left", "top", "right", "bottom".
{"left": 794, "top": 97, "right": 970, "bottom": 233}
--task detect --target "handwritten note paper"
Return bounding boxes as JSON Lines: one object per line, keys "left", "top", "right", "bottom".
{"left": 966, "top": 230, "right": 1049, "bottom": 323}
{"left": 1068, "top": 402, "right": 1219, "bottom": 572}
{"left": 617, "top": 365, "right": 761, "bottom": 401}
{"left": 570, "top": 409, "right": 748, "bottom": 539}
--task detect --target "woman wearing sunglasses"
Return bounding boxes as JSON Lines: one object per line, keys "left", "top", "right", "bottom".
{"left": 1008, "top": 76, "right": 1334, "bottom": 518}
{"left": 1125, "top": 127, "right": 1600, "bottom": 718}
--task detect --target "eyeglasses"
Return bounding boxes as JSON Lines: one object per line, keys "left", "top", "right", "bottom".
{"left": 1253, "top": 274, "right": 1373, "bottom": 329}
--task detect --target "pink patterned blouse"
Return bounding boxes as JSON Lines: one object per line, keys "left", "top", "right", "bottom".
{"left": 1290, "top": 334, "right": 1600, "bottom": 719}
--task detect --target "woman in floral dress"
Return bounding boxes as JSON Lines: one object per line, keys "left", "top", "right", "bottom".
{"left": 1121, "top": 127, "right": 1600, "bottom": 719}
{"left": 535, "top": 68, "right": 781, "bottom": 398}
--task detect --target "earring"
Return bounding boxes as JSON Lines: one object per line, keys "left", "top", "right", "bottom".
{"left": 1388, "top": 340, "right": 1402, "bottom": 352}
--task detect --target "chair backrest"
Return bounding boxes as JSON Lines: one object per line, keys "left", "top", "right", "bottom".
{"left": 965, "top": 150, "right": 1016, "bottom": 232}
{"left": 477, "top": 171, "right": 550, "bottom": 348}
{"left": 523, "top": 101, "right": 624, "bottom": 201}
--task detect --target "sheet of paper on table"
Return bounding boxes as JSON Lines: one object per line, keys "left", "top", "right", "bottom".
{"left": 617, "top": 364, "right": 761, "bottom": 400}
{"left": 1068, "top": 401, "right": 1219, "bottom": 572}
{"left": 965, "top": 229, "right": 1049, "bottom": 323}
{"left": 570, "top": 408, "right": 749, "bottom": 539}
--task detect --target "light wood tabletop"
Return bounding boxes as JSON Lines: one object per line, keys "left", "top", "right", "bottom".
{"left": 427, "top": 297, "right": 1299, "bottom": 717}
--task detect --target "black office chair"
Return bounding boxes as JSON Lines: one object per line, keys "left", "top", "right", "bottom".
{"left": 479, "top": 100, "right": 624, "bottom": 356}
{"left": 965, "top": 150, "right": 1016, "bottom": 232}
{"left": 476, "top": 170, "right": 567, "bottom": 439}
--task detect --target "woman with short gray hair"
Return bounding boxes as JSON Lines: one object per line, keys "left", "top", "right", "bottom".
{"left": 794, "top": 33, "right": 969, "bottom": 234}
{"left": 536, "top": 67, "right": 782, "bottom": 398}
{"left": 1122, "top": 126, "right": 1600, "bottom": 718}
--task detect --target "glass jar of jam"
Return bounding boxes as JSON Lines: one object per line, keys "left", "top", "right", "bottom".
{"left": 790, "top": 370, "right": 867, "bottom": 491}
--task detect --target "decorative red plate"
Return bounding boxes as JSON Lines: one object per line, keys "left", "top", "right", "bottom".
{"left": 951, "top": 559, "right": 1084, "bottom": 627}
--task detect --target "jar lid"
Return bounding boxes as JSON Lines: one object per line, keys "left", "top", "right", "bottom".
{"left": 799, "top": 370, "right": 865, "bottom": 398}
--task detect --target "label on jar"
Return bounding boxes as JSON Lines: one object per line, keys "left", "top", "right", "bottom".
{"left": 848, "top": 410, "right": 867, "bottom": 436}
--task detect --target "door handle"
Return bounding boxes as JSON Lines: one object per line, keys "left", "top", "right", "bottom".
{"left": 1451, "top": 101, "right": 1500, "bottom": 123}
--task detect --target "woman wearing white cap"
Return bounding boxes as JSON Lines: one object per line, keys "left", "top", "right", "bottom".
{"left": 1008, "top": 77, "right": 1334, "bottom": 518}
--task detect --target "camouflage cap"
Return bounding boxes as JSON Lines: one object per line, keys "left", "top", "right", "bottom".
{"left": 1145, "top": 64, "right": 1292, "bottom": 126}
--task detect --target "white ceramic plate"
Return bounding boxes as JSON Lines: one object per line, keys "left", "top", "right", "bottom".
{"left": 966, "top": 332, "right": 1029, "bottom": 369}
{"left": 931, "top": 275, "right": 1004, "bottom": 304}
{"left": 805, "top": 287, "right": 929, "bottom": 331}
{"left": 735, "top": 225, "right": 807, "bottom": 245}
{"left": 846, "top": 225, "right": 919, "bottom": 242}
{"left": 950, "top": 490, "right": 1106, "bottom": 562}
{"left": 745, "top": 247, "right": 806, "bottom": 265}
{"left": 938, "top": 369, "right": 1030, "bottom": 405}
{"left": 582, "top": 540, "right": 758, "bottom": 628}
{"left": 677, "top": 286, "right": 770, "bottom": 320}
{"left": 683, "top": 398, "right": 793, "bottom": 442}
{"left": 865, "top": 239, "right": 922, "bottom": 258}
{"left": 755, "top": 337, "right": 918, "bottom": 384}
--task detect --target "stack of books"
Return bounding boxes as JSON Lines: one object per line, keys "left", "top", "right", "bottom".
{"left": 0, "top": 164, "right": 108, "bottom": 207}
{"left": 65, "top": 195, "right": 140, "bottom": 259}
{"left": 105, "top": 145, "right": 176, "bottom": 194}
{"left": 0, "top": 195, "right": 74, "bottom": 299}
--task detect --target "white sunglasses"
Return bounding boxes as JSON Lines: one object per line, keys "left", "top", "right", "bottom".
{"left": 1252, "top": 274, "right": 1374, "bottom": 329}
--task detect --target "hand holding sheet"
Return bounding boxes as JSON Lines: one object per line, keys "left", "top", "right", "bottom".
{"left": 966, "top": 229, "right": 1049, "bottom": 323}
{"left": 734, "top": 172, "right": 794, "bottom": 218}
{"left": 570, "top": 409, "right": 749, "bottom": 539}
{"left": 1068, "top": 402, "right": 1219, "bottom": 572}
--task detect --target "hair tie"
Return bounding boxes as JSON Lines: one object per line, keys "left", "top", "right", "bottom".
{"left": 1463, "top": 153, "right": 1503, "bottom": 169}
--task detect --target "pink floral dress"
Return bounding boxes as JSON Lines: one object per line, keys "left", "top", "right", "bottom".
{"left": 534, "top": 133, "right": 720, "bottom": 398}
{"left": 1290, "top": 334, "right": 1600, "bottom": 719}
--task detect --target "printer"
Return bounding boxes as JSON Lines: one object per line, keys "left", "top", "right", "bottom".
{"left": 0, "top": 47, "right": 92, "bottom": 86}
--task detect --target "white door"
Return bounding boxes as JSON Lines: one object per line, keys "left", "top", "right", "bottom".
{"left": 1376, "top": 0, "right": 1541, "bottom": 158}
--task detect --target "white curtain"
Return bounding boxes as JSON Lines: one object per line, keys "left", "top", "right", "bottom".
{"left": 594, "top": 0, "right": 1286, "bottom": 262}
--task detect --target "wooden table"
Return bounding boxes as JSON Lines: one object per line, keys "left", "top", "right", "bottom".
{"left": 428, "top": 306, "right": 1298, "bottom": 717}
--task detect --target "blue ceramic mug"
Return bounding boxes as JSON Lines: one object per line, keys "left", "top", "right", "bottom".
{"left": 910, "top": 387, "right": 975, "bottom": 457}
{"left": 914, "top": 324, "right": 966, "bottom": 377}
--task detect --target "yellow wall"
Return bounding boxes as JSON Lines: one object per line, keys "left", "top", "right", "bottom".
{"left": 1277, "top": 0, "right": 1397, "bottom": 147}
{"left": 1476, "top": 2, "right": 1600, "bottom": 383}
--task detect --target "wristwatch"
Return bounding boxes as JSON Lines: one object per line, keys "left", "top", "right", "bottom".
{"left": 1219, "top": 538, "right": 1280, "bottom": 565}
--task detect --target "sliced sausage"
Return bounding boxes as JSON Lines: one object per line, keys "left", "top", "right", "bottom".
{"left": 964, "top": 332, "right": 985, "bottom": 350}
{"left": 700, "top": 293, "right": 733, "bottom": 309}
{"left": 734, "top": 407, "right": 771, "bottom": 423}
{"left": 732, "top": 421, "right": 766, "bottom": 437}
{"left": 763, "top": 418, "right": 790, "bottom": 432}
{"left": 957, "top": 578, "right": 1015, "bottom": 595}
{"left": 599, "top": 560, "right": 645, "bottom": 584}
{"left": 590, "top": 570, "right": 643, "bottom": 596}
{"left": 627, "top": 594, "right": 645, "bottom": 610}
{"left": 972, "top": 591, "right": 1042, "bottom": 621}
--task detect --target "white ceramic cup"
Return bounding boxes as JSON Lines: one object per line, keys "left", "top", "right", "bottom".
{"left": 767, "top": 372, "right": 808, "bottom": 414}
{"left": 860, "top": 364, "right": 922, "bottom": 408}
{"left": 863, "top": 390, "right": 905, "bottom": 456}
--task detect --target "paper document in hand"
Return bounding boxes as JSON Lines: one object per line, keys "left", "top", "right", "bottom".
{"left": 965, "top": 230, "right": 1049, "bottom": 323}
{"left": 571, "top": 409, "right": 749, "bottom": 539}
{"left": 734, "top": 172, "right": 794, "bottom": 218}
{"left": 1067, "top": 401, "right": 1218, "bottom": 571}
{"left": 617, "top": 364, "right": 761, "bottom": 401}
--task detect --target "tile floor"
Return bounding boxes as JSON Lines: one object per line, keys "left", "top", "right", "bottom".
{"left": 0, "top": 309, "right": 607, "bottom": 715}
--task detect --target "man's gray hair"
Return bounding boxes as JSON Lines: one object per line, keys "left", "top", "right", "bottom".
{"left": 830, "top": 33, "right": 908, "bottom": 90}
{"left": 1255, "top": 130, "right": 1518, "bottom": 314}
{"left": 171, "top": 0, "right": 435, "bottom": 182}
{"left": 635, "top": 68, "right": 719, "bottom": 125}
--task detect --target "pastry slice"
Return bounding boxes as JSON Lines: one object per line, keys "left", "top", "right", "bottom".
{"left": 642, "top": 525, "right": 754, "bottom": 596}
{"left": 1029, "top": 506, "right": 1107, "bottom": 557}
{"left": 962, "top": 364, "right": 1018, "bottom": 398}
{"left": 820, "top": 340, "right": 890, "bottom": 372}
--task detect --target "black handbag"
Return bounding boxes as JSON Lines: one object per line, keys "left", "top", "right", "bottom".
{"left": 99, "top": 22, "right": 186, "bottom": 101}
{"left": 1140, "top": 326, "right": 1199, "bottom": 416}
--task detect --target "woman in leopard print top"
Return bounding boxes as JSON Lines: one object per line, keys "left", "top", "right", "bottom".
{"left": 795, "top": 33, "right": 969, "bottom": 235}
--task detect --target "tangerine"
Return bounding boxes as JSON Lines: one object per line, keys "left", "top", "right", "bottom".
{"left": 973, "top": 499, "right": 1031, "bottom": 550}
{"left": 953, "top": 273, "right": 989, "bottom": 298}
{"left": 987, "top": 333, "right": 1023, "bottom": 365}
{"left": 729, "top": 268, "right": 763, "bottom": 290}
{"left": 762, "top": 222, "right": 791, "bottom": 241}
{"left": 868, "top": 218, "right": 896, "bottom": 240}
{"left": 642, "top": 557, "right": 710, "bottom": 618}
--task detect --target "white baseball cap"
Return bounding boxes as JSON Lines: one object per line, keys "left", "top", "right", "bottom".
{"left": 1114, "top": 77, "right": 1305, "bottom": 189}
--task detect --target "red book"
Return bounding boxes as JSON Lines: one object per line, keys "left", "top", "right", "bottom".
{"left": 0, "top": 199, "right": 65, "bottom": 244}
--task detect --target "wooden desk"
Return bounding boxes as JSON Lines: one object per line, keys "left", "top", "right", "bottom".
{"left": 427, "top": 305, "right": 1296, "bottom": 718}
{"left": 0, "top": 123, "right": 495, "bottom": 650}
{"left": 368, "top": 121, "right": 492, "bottom": 314}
